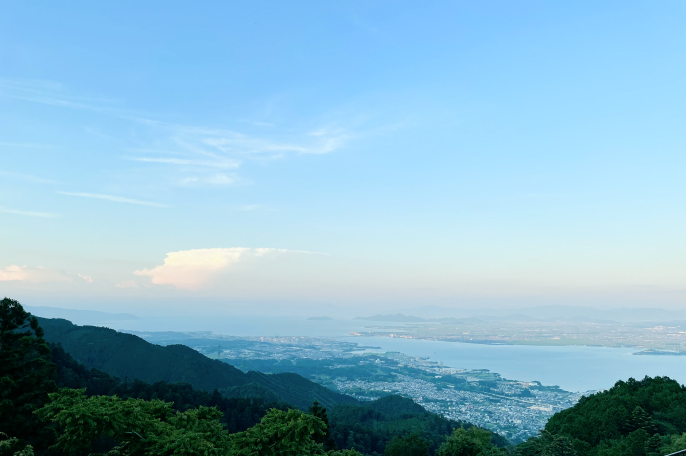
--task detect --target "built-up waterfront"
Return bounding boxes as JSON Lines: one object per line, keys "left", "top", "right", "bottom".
{"left": 332, "top": 373, "right": 586, "bottom": 442}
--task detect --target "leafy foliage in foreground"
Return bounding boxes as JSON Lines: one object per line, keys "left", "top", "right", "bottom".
{"left": 37, "top": 388, "right": 360, "bottom": 456}
{"left": 0, "top": 432, "right": 34, "bottom": 456}
{"left": 437, "top": 428, "right": 507, "bottom": 456}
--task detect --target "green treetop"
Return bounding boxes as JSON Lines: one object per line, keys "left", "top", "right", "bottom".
{"left": 436, "top": 428, "right": 505, "bottom": 456}
{"left": 38, "top": 388, "right": 362, "bottom": 456}
{"left": 0, "top": 298, "right": 56, "bottom": 450}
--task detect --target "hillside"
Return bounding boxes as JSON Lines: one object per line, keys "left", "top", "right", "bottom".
{"left": 37, "top": 317, "right": 356, "bottom": 410}
{"left": 49, "top": 342, "right": 288, "bottom": 433}
{"left": 329, "top": 395, "right": 509, "bottom": 454}
{"left": 518, "top": 376, "right": 686, "bottom": 456}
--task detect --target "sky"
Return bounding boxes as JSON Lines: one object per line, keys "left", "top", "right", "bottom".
{"left": 1, "top": 1, "right": 685, "bottom": 315}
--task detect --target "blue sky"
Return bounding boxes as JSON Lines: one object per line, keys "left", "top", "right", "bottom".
{"left": 1, "top": 1, "right": 685, "bottom": 314}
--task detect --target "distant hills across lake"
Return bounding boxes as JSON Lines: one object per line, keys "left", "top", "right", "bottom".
{"left": 353, "top": 307, "right": 686, "bottom": 324}
{"left": 25, "top": 305, "right": 139, "bottom": 325}
{"left": 354, "top": 313, "right": 487, "bottom": 324}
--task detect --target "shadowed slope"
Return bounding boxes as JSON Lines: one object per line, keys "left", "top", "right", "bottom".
{"left": 37, "top": 317, "right": 356, "bottom": 409}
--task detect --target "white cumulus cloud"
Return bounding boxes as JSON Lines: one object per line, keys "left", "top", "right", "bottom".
{"left": 0, "top": 265, "right": 70, "bottom": 282}
{"left": 133, "top": 248, "right": 298, "bottom": 290}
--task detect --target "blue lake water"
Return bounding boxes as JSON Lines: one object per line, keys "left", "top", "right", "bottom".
{"left": 347, "top": 336, "right": 686, "bottom": 393}
{"left": 109, "top": 316, "right": 686, "bottom": 393}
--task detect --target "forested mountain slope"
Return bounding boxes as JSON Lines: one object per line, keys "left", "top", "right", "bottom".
{"left": 518, "top": 376, "right": 686, "bottom": 456}
{"left": 50, "top": 342, "right": 289, "bottom": 433}
{"left": 37, "top": 317, "right": 356, "bottom": 409}
{"left": 547, "top": 376, "right": 686, "bottom": 445}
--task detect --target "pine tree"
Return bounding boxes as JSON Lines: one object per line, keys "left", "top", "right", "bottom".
{"left": 0, "top": 298, "right": 57, "bottom": 451}
{"left": 309, "top": 400, "right": 338, "bottom": 451}
{"left": 645, "top": 433, "right": 662, "bottom": 456}
{"left": 385, "top": 433, "right": 430, "bottom": 456}
{"left": 627, "top": 406, "right": 656, "bottom": 434}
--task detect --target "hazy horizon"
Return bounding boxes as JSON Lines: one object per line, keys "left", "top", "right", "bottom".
{"left": 22, "top": 302, "right": 686, "bottom": 323}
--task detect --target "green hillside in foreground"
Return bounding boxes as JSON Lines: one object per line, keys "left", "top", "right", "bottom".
{"left": 49, "top": 341, "right": 290, "bottom": 433}
{"left": 37, "top": 317, "right": 356, "bottom": 410}
{"left": 517, "top": 376, "right": 686, "bottom": 456}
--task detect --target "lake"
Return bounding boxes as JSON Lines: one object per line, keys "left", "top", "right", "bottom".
{"left": 106, "top": 315, "right": 686, "bottom": 393}
{"left": 347, "top": 336, "right": 686, "bottom": 392}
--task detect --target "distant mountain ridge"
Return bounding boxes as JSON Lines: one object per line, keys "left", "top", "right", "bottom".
{"left": 396, "top": 305, "right": 686, "bottom": 323}
{"left": 354, "top": 313, "right": 487, "bottom": 324}
{"left": 26, "top": 305, "right": 139, "bottom": 324}
{"left": 354, "top": 311, "right": 640, "bottom": 324}
{"left": 37, "top": 317, "right": 356, "bottom": 410}
{"left": 354, "top": 313, "right": 425, "bottom": 322}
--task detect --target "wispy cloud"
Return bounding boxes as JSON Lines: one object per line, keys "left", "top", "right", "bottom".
{"left": 0, "top": 142, "right": 57, "bottom": 149}
{"left": 0, "top": 207, "right": 58, "bottom": 218}
{"left": 0, "top": 79, "right": 120, "bottom": 112}
{"left": 124, "top": 118, "right": 350, "bottom": 159}
{"left": 126, "top": 157, "right": 240, "bottom": 169}
{"left": 206, "top": 174, "right": 235, "bottom": 185}
{"left": 180, "top": 174, "right": 237, "bottom": 186}
{"left": 0, "top": 170, "right": 58, "bottom": 184}
{"left": 3, "top": 78, "right": 355, "bottom": 193}
{"left": 58, "top": 192, "right": 169, "bottom": 208}
{"left": 201, "top": 127, "right": 349, "bottom": 156}
{"left": 306, "top": 128, "right": 350, "bottom": 154}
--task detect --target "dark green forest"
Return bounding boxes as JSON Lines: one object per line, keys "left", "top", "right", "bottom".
{"left": 37, "top": 317, "right": 354, "bottom": 410}
{"left": 2, "top": 297, "right": 686, "bottom": 456}
{"left": 517, "top": 376, "right": 686, "bottom": 456}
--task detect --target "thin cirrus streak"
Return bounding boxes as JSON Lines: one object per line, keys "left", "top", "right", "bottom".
{"left": 58, "top": 192, "right": 170, "bottom": 208}
{"left": 0, "top": 207, "right": 58, "bottom": 218}
{"left": 0, "top": 170, "right": 58, "bottom": 184}
{"left": 202, "top": 128, "right": 349, "bottom": 156}
{"left": 125, "top": 157, "right": 240, "bottom": 169}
